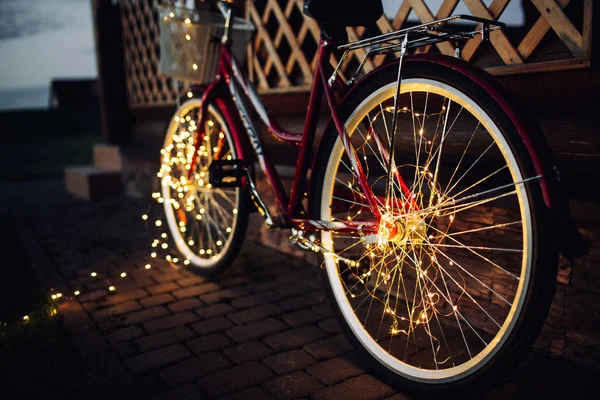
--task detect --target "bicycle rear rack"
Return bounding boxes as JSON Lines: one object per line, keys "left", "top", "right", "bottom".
{"left": 330, "top": 15, "right": 505, "bottom": 86}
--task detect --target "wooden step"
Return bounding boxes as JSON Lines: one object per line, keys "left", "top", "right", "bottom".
{"left": 64, "top": 165, "right": 122, "bottom": 201}
{"left": 93, "top": 144, "right": 122, "bottom": 171}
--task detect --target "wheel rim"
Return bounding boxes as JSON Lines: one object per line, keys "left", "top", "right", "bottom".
{"left": 160, "top": 99, "right": 240, "bottom": 268}
{"left": 319, "top": 79, "right": 533, "bottom": 382}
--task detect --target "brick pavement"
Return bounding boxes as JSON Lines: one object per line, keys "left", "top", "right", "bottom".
{"left": 11, "top": 179, "right": 599, "bottom": 400}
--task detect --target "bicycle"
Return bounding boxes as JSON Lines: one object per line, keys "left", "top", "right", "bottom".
{"left": 155, "top": 0, "right": 587, "bottom": 395}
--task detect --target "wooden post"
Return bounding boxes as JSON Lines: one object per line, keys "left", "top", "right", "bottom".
{"left": 92, "top": 0, "right": 131, "bottom": 146}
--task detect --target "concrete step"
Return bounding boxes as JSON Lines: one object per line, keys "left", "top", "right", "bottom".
{"left": 64, "top": 165, "right": 122, "bottom": 201}
{"left": 93, "top": 144, "right": 122, "bottom": 171}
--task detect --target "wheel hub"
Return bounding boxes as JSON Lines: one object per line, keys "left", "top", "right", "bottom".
{"left": 376, "top": 212, "right": 428, "bottom": 248}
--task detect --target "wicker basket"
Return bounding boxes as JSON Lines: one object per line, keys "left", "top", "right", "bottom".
{"left": 158, "top": 4, "right": 254, "bottom": 83}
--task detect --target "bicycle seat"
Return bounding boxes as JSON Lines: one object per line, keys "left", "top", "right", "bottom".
{"left": 303, "top": 0, "right": 383, "bottom": 28}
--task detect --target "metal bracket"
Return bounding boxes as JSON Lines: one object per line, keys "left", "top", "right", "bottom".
{"left": 244, "top": 169, "right": 275, "bottom": 227}
{"left": 290, "top": 229, "right": 358, "bottom": 266}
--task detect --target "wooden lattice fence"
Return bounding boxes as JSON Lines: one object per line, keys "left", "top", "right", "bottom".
{"left": 120, "top": 0, "right": 593, "bottom": 108}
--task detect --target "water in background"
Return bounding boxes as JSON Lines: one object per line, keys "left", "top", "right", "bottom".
{"left": 0, "top": 0, "right": 97, "bottom": 110}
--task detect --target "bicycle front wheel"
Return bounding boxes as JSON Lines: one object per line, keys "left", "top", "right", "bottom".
{"left": 159, "top": 98, "right": 248, "bottom": 276}
{"left": 310, "top": 61, "right": 557, "bottom": 393}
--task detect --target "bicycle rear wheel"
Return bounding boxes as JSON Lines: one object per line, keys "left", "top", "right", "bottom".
{"left": 159, "top": 98, "right": 248, "bottom": 276}
{"left": 310, "top": 60, "right": 557, "bottom": 394}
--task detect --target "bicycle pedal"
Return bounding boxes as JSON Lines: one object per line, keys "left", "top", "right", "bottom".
{"left": 209, "top": 160, "right": 245, "bottom": 188}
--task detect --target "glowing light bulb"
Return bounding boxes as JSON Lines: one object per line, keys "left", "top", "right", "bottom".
{"left": 90, "top": 272, "right": 97, "bottom": 277}
{"left": 74, "top": 290, "right": 80, "bottom": 296}
{"left": 109, "top": 286, "right": 116, "bottom": 292}
{"left": 145, "top": 264, "right": 152, "bottom": 270}
{"left": 120, "top": 272, "right": 127, "bottom": 278}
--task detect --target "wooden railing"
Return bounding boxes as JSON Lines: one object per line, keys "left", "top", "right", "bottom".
{"left": 120, "top": 0, "right": 593, "bottom": 108}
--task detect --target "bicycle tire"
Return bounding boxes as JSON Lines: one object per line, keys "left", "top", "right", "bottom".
{"left": 160, "top": 98, "right": 249, "bottom": 277}
{"left": 309, "top": 59, "right": 558, "bottom": 395}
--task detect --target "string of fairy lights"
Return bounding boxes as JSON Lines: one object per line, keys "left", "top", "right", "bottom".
{"left": 324, "top": 100, "right": 481, "bottom": 363}
{"left": 7, "top": 5, "right": 229, "bottom": 327}
{"left": 13, "top": 5, "right": 515, "bottom": 364}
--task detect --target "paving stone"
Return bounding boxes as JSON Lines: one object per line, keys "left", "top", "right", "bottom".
{"left": 264, "top": 349, "right": 317, "bottom": 375}
{"left": 264, "top": 371, "right": 325, "bottom": 400}
{"left": 106, "top": 325, "right": 146, "bottom": 344}
{"left": 81, "top": 301, "right": 99, "bottom": 312}
{"left": 92, "top": 300, "right": 142, "bottom": 320}
{"left": 76, "top": 289, "right": 107, "bottom": 303}
{"left": 117, "top": 306, "right": 170, "bottom": 326}
{"left": 125, "top": 344, "right": 191, "bottom": 375}
{"left": 101, "top": 288, "right": 149, "bottom": 305}
{"left": 173, "top": 282, "right": 222, "bottom": 299}
{"left": 263, "top": 326, "right": 327, "bottom": 351}
{"left": 136, "top": 326, "right": 196, "bottom": 352}
{"left": 281, "top": 309, "right": 322, "bottom": 327}
{"left": 147, "top": 281, "right": 180, "bottom": 295}
{"left": 168, "top": 297, "right": 203, "bottom": 313}
{"left": 115, "top": 277, "right": 156, "bottom": 292}
{"left": 140, "top": 293, "right": 177, "bottom": 308}
{"left": 303, "top": 334, "right": 354, "bottom": 359}
{"left": 307, "top": 353, "right": 368, "bottom": 385}
{"left": 275, "top": 270, "right": 316, "bottom": 284}
{"left": 311, "top": 375, "right": 395, "bottom": 400}
{"left": 195, "top": 303, "right": 234, "bottom": 318}
{"left": 177, "top": 276, "right": 208, "bottom": 287}
{"left": 159, "top": 352, "right": 232, "bottom": 386}
{"left": 217, "top": 387, "right": 276, "bottom": 400}
{"left": 279, "top": 295, "right": 314, "bottom": 311}
{"left": 226, "top": 318, "right": 288, "bottom": 343}
{"left": 85, "top": 350, "right": 144, "bottom": 399}
{"left": 276, "top": 281, "right": 314, "bottom": 298}
{"left": 382, "top": 395, "right": 411, "bottom": 400}
{"left": 231, "top": 290, "right": 282, "bottom": 309}
{"left": 139, "top": 371, "right": 169, "bottom": 395}
{"left": 87, "top": 279, "right": 118, "bottom": 291}
{"left": 197, "top": 361, "right": 276, "bottom": 398}
{"left": 218, "top": 275, "right": 253, "bottom": 287}
{"left": 152, "top": 383, "right": 206, "bottom": 400}
{"left": 187, "top": 333, "right": 232, "bottom": 355}
{"left": 312, "top": 304, "right": 334, "bottom": 317}
{"left": 308, "top": 289, "right": 327, "bottom": 305}
{"left": 223, "top": 341, "right": 274, "bottom": 364}
{"left": 245, "top": 280, "right": 280, "bottom": 293}
{"left": 114, "top": 341, "right": 138, "bottom": 359}
{"left": 144, "top": 311, "right": 199, "bottom": 333}
{"left": 228, "top": 304, "right": 284, "bottom": 325}
{"left": 200, "top": 287, "right": 249, "bottom": 304}
{"left": 318, "top": 319, "right": 342, "bottom": 334}
{"left": 191, "top": 316, "right": 234, "bottom": 335}
{"left": 152, "top": 269, "right": 186, "bottom": 282}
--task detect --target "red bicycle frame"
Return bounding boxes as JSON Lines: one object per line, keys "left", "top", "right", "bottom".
{"left": 186, "top": 3, "right": 418, "bottom": 238}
